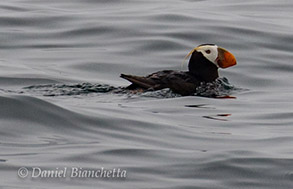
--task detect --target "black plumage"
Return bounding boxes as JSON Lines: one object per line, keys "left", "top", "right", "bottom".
{"left": 120, "top": 44, "right": 236, "bottom": 96}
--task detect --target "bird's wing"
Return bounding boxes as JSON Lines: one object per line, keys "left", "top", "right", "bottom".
{"left": 121, "top": 70, "right": 199, "bottom": 95}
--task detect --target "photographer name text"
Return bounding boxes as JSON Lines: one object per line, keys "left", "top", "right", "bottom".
{"left": 18, "top": 167, "right": 127, "bottom": 179}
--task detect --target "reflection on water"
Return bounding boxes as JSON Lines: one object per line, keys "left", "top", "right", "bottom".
{"left": 203, "top": 113, "right": 232, "bottom": 121}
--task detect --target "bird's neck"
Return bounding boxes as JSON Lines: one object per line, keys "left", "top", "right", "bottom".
{"left": 188, "top": 51, "right": 219, "bottom": 82}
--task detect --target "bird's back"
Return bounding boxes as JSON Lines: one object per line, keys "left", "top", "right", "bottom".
{"left": 121, "top": 70, "right": 200, "bottom": 96}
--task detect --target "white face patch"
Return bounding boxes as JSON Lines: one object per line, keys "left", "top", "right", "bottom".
{"left": 195, "top": 45, "right": 219, "bottom": 67}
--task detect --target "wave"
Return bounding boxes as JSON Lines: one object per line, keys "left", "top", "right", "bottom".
{"left": 22, "top": 77, "right": 240, "bottom": 98}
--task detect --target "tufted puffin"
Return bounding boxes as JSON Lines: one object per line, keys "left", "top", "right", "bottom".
{"left": 120, "top": 44, "right": 236, "bottom": 96}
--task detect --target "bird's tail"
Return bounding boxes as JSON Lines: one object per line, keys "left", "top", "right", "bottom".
{"left": 120, "top": 74, "right": 152, "bottom": 89}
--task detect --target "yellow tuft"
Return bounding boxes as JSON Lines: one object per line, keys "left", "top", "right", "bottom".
{"left": 181, "top": 47, "right": 198, "bottom": 69}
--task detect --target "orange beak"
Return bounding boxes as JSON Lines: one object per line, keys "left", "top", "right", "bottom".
{"left": 217, "top": 47, "right": 237, "bottom": 68}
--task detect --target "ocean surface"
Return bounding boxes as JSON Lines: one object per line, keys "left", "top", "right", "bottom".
{"left": 1, "top": 0, "right": 293, "bottom": 188}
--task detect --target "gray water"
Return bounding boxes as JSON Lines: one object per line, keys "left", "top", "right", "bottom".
{"left": 1, "top": 0, "right": 293, "bottom": 188}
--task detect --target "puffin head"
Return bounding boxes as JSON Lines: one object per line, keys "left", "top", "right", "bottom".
{"left": 186, "top": 44, "right": 237, "bottom": 82}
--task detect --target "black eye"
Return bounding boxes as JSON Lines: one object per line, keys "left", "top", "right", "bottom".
{"left": 205, "top": 50, "right": 211, "bottom": 54}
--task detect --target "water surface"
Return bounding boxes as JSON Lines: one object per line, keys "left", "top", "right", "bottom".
{"left": 1, "top": 0, "right": 293, "bottom": 188}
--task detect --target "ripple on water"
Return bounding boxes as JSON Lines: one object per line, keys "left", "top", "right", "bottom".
{"left": 22, "top": 77, "right": 241, "bottom": 98}
{"left": 1, "top": 0, "right": 293, "bottom": 188}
